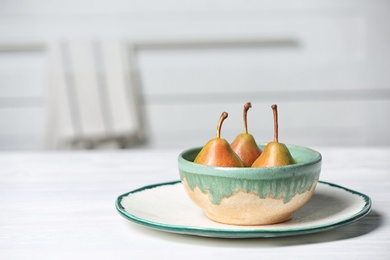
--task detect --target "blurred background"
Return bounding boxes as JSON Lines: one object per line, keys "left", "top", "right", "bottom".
{"left": 0, "top": 0, "right": 389, "bottom": 150}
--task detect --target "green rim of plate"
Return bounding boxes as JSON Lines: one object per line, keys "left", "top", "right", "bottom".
{"left": 115, "top": 180, "right": 371, "bottom": 238}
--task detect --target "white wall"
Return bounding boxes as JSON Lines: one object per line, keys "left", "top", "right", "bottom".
{"left": 1, "top": 0, "right": 389, "bottom": 149}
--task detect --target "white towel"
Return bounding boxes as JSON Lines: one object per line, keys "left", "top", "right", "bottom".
{"left": 45, "top": 40, "right": 144, "bottom": 149}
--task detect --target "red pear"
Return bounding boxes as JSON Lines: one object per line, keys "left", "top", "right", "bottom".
{"left": 194, "top": 112, "right": 243, "bottom": 167}
{"left": 252, "top": 104, "right": 295, "bottom": 167}
{"left": 231, "top": 102, "right": 262, "bottom": 167}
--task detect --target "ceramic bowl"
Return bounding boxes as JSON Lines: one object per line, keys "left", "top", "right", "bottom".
{"left": 178, "top": 144, "right": 322, "bottom": 226}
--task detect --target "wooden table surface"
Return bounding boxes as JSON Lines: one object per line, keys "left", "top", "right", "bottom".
{"left": 0, "top": 147, "right": 389, "bottom": 259}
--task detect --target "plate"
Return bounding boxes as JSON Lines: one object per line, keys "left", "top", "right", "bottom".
{"left": 116, "top": 180, "right": 371, "bottom": 238}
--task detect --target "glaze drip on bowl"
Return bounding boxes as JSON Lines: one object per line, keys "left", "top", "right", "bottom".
{"left": 180, "top": 171, "right": 320, "bottom": 204}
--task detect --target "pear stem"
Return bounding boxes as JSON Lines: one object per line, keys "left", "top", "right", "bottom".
{"left": 271, "top": 104, "right": 278, "bottom": 143}
{"left": 243, "top": 102, "right": 251, "bottom": 134}
{"left": 216, "top": 112, "right": 228, "bottom": 139}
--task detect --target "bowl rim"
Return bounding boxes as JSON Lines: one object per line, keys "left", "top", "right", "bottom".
{"left": 178, "top": 144, "right": 322, "bottom": 179}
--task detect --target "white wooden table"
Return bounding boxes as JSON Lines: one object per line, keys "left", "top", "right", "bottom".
{"left": 0, "top": 147, "right": 389, "bottom": 259}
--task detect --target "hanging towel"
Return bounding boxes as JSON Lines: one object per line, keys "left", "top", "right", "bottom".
{"left": 45, "top": 40, "right": 144, "bottom": 149}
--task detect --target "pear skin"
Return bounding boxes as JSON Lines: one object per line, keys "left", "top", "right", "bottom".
{"left": 194, "top": 112, "right": 243, "bottom": 167}
{"left": 231, "top": 133, "right": 262, "bottom": 167}
{"left": 195, "top": 138, "right": 244, "bottom": 167}
{"left": 231, "top": 102, "right": 262, "bottom": 167}
{"left": 251, "top": 142, "right": 295, "bottom": 167}
{"left": 252, "top": 104, "right": 295, "bottom": 168}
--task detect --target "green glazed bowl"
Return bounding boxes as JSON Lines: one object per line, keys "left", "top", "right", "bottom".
{"left": 178, "top": 144, "right": 322, "bottom": 226}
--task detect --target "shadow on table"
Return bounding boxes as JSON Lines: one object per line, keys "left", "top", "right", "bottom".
{"left": 126, "top": 208, "right": 382, "bottom": 247}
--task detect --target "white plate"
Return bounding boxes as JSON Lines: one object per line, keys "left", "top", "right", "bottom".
{"left": 116, "top": 181, "right": 371, "bottom": 238}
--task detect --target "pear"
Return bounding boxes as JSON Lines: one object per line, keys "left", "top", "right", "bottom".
{"left": 231, "top": 102, "right": 262, "bottom": 167}
{"left": 252, "top": 104, "right": 295, "bottom": 167}
{"left": 194, "top": 112, "right": 244, "bottom": 167}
